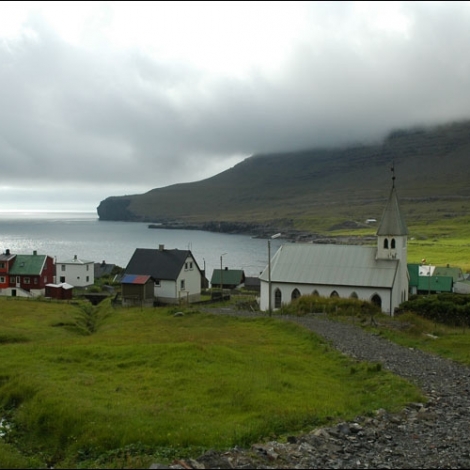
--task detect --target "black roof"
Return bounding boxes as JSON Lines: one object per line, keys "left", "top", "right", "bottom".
{"left": 125, "top": 248, "right": 200, "bottom": 281}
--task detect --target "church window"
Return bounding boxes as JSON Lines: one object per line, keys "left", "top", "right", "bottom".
{"left": 291, "top": 288, "right": 301, "bottom": 301}
{"left": 330, "top": 290, "right": 339, "bottom": 298}
{"left": 350, "top": 292, "right": 358, "bottom": 299}
{"left": 274, "top": 288, "right": 282, "bottom": 308}
{"left": 391, "top": 238, "right": 396, "bottom": 249}
{"left": 383, "top": 239, "right": 389, "bottom": 249}
{"left": 312, "top": 290, "right": 319, "bottom": 296}
{"left": 371, "top": 294, "right": 382, "bottom": 308}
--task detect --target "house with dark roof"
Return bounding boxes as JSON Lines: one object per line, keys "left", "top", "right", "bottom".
{"left": 210, "top": 268, "right": 246, "bottom": 290}
{"left": 123, "top": 245, "right": 203, "bottom": 305}
{"left": 259, "top": 172, "right": 409, "bottom": 315}
{"left": 2, "top": 251, "right": 55, "bottom": 297}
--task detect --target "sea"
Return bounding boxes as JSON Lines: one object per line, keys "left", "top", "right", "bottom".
{"left": 0, "top": 211, "right": 286, "bottom": 280}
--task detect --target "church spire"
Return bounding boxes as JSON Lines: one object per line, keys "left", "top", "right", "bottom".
{"left": 376, "top": 164, "right": 408, "bottom": 236}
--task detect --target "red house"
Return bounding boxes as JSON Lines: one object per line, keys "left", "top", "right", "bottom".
{"left": 0, "top": 249, "right": 16, "bottom": 291}
{"left": 4, "top": 251, "right": 55, "bottom": 297}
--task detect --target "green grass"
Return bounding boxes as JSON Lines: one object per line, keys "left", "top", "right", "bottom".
{"left": 0, "top": 297, "right": 423, "bottom": 468}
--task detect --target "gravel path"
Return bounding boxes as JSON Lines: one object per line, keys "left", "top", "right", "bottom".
{"left": 153, "top": 310, "right": 470, "bottom": 469}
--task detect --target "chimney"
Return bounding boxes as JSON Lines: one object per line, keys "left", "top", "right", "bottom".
{"left": 5, "top": 249, "right": 10, "bottom": 256}
{"left": 33, "top": 250, "right": 37, "bottom": 256}
{"left": 159, "top": 244, "right": 164, "bottom": 251}
{"left": 74, "top": 255, "right": 77, "bottom": 260}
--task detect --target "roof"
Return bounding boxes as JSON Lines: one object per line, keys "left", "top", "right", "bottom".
{"left": 125, "top": 248, "right": 200, "bottom": 281}
{"left": 259, "top": 243, "right": 399, "bottom": 289}
{"left": 433, "top": 266, "right": 464, "bottom": 282}
{"left": 211, "top": 269, "right": 245, "bottom": 286}
{"left": 57, "top": 256, "right": 93, "bottom": 265}
{"left": 121, "top": 274, "right": 153, "bottom": 285}
{"left": 417, "top": 275, "right": 453, "bottom": 293}
{"left": 94, "top": 262, "right": 117, "bottom": 278}
{"left": 46, "top": 282, "right": 74, "bottom": 290}
{"left": 376, "top": 185, "right": 408, "bottom": 236}
{"left": 9, "top": 254, "right": 48, "bottom": 275}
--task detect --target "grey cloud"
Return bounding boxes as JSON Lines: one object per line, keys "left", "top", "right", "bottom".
{"left": 1, "top": 2, "right": 470, "bottom": 211}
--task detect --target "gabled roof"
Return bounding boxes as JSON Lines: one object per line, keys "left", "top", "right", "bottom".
{"left": 259, "top": 243, "right": 399, "bottom": 289}
{"left": 125, "top": 248, "right": 200, "bottom": 281}
{"left": 9, "top": 254, "right": 48, "bottom": 275}
{"left": 211, "top": 269, "right": 245, "bottom": 286}
{"left": 376, "top": 185, "right": 408, "bottom": 236}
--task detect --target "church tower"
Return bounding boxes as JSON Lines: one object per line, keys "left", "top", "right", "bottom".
{"left": 376, "top": 165, "right": 409, "bottom": 311}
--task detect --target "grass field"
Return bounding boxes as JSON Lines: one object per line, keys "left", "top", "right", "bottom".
{"left": 0, "top": 297, "right": 423, "bottom": 469}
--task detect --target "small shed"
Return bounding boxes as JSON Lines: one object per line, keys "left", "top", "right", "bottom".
{"left": 45, "top": 283, "right": 74, "bottom": 300}
{"left": 121, "top": 274, "right": 155, "bottom": 307}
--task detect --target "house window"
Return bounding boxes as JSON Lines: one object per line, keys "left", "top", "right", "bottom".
{"left": 0, "top": 262, "right": 4, "bottom": 269}
{"left": 190, "top": 262, "right": 193, "bottom": 269}
{"left": 86, "top": 276, "right": 89, "bottom": 282}
{"left": 0, "top": 276, "right": 5, "bottom": 283}
{"left": 24, "top": 277, "right": 30, "bottom": 284}
{"left": 86, "top": 265, "right": 89, "bottom": 271}
{"left": 274, "top": 288, "right": 282, "bottom": 308}
{"left": 60, "top": 276, "right": 65, "bottom": 283}
{"left": 154, "top": 280, "right": 161, "bottom": 287}
{"left": 185, "top": 262, "right": 188, "bottom": 270}
{"left": 180, "top": 279, "right": 185, "bottom": 290}
{"left": 61, "top": 265, "right": 66, "bottom": 271}
{"left": 34, "top": 278, "right": 38, "bottom": 284}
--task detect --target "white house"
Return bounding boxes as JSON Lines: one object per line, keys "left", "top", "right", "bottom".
{"left": 123, "top": 245, "right": 203, "bottom": 305}
{"left": 259, "top": 176, "right": 409, "bottom": 316}
{"left": 56, "top": 255, "right": 95, "bottom": 287}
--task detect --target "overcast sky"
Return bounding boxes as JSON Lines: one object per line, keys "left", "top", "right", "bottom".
{"left": 1, "top": 1, "right": 470, "bottom": 212}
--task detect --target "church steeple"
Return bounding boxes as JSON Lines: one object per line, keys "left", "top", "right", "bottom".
{"left": 376, "top": 163, "right": 408, "bottom": 237}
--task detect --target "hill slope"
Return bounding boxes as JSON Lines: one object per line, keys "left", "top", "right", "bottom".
{"left": 97, "top": 120, "right": 470, "bottom": 234}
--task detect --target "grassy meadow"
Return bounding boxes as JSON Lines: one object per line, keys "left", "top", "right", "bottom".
{"left": 0, "top": 297, "right": 424, "bottom": 469}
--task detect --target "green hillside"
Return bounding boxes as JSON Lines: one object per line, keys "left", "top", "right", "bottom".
{"left": 97, "top": 120, "right": 470, "bottom": 234}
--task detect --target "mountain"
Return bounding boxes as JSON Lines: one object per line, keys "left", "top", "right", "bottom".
{"left": 97, "top": 120, "right": 470, "bottom": 235}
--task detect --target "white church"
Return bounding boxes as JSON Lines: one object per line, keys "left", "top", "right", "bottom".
{"left": 259, "top": 173, "right": 409, "bottom": 316}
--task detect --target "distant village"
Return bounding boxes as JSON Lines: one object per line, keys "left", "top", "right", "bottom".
{"left": 1, "top": 179, "right": 469, "bottom": 315}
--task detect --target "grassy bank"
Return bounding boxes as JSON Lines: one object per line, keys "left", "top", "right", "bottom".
{"left": 0, "top": 297, "right": 423, "bottom": 468}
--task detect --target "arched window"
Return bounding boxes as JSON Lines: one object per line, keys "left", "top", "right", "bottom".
{"left": 274, "top": 288, "right": 282, "bottom": 309}
{"left": 330, "top": 290, "right": 339, "bottom": 298}
{"left": 291, "top": 288, "right": 301, "bottom": 301}
{"left": 391, "top": 238, "right": 396, "bottom": 249}
{"left": 371, "top": 294, "right": 382, "bottom": 309}
{"left": 350, "top": 292, "right": 358, "bottom": 299}
{"left": 312, "top": 290, "right": 319, "bottom": 297}
{"left": 383, "top": 238, "right": 389, "bottom": 249}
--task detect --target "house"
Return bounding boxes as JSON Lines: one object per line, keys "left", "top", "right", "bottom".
{"left": 123, "top": 245, "right": 203, "bottom": 305}
{"left": 94, "top": 260, "right": 118, "bottom": 279}
{"left": 0, "top": 249, "right": 16, "bottom": 292}
{"left": 244, "top": 276, "right": 261, "bottom": 293}
{"left": 210, "top": 268, "right": 246, "bottom": 290}
{"left": 409, "top": 263, "right": 460, "bottom": 295}
{"left": 45, "top": 282, "right": 74, "bottom": 300}
{"left": 259, "top": 173, "right": 409, "bottom": 315}
{"left": 56, "top": 255, "right": 95, "bottom": 287}
{"left": 3, "top": 251, "right": 55, "bottom": 297}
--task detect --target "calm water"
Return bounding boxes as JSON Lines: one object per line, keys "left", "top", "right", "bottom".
{"left": 0, "top": 211, "right": 285, "bottom": 279}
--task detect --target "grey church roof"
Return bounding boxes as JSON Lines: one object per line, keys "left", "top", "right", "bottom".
{"left": 376, "top": 185, "right": 408, "bottom": 236}
{"left": 259, "top": 244, "right": 399, "bottom": 288}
